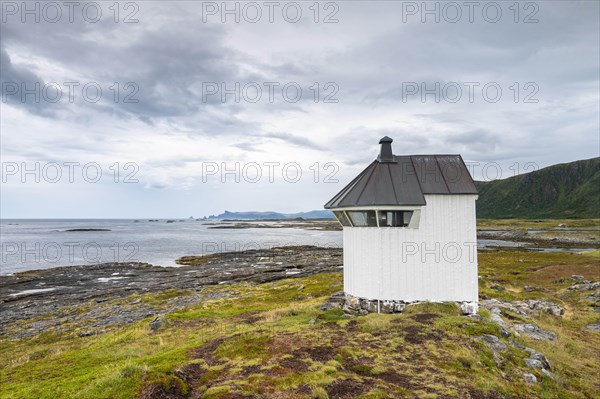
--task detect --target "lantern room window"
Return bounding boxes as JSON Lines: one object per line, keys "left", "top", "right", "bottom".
{"left": 347, "top": 210, "right": 378, "bottom": 227}
{"left": 378, "top": 210, "right": 413, "bottom": 227}
{"left": 333, "top": 211, "right": 352, "bottom": 227}
{"left": 335, "top": 209, "right": 417, "bottom": 227}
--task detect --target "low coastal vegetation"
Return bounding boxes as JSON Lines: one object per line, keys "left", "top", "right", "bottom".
{"left": 477, "top": 218, "right": 600, "bottom": 229}
{"left": 1, "top": 247, "right": 599, "bottom": 398}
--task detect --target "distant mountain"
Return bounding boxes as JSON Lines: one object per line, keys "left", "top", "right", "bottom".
{"left": 206, "top": 210, "right": 335, "bottom": 220}
{"left": 476, "top": 157, "right": 600, "bottom": 219}
{"left": 288, "top": 210, "right": 335, "bottom": 219}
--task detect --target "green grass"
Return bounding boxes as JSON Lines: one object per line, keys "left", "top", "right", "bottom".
{"left": 477, "top": 218, "right": 600, "bottom": 229}
{"left": 1, "top": 251, "right": 599, "bottom": 398}
{"left": 581, "top": 249, "right": 600, "bottom": 257}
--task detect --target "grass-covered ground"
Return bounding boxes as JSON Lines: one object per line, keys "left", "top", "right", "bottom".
{"left": 476, "top": 219, "right": 600, "bottom": 229}
{"left": 1, "top": 250, "right": 599, "bottom": 399}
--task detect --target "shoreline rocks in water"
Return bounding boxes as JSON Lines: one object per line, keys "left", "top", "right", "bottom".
{"left": 206, "top": 220, "right": 343, "bottom": 231}
{"left": 64, "top": 228, "right": 111, "bottom": 232}
{"left": 0, "top": 246, "right": 342, "bottom": 338}
{"left": 477, "top": 228, "right": 600, "bottom": 247}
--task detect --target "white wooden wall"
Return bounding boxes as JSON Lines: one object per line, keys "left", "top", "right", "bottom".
{"left": 343, "top": 195, "right": 478, "bottom": 302}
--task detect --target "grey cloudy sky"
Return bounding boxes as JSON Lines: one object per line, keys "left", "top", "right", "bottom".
{"left": 1, "top": 1, "right": 598, "bottom": 218}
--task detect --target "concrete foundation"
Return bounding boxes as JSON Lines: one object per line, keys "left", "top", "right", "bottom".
{"left": 343, "top": 293, "right": 478, "bottom": 315}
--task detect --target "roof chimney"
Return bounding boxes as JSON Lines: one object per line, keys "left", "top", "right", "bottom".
{"left": 378, "top": 136, "right": 395, "bottom": 162}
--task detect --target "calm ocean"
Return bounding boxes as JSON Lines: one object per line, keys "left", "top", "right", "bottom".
{"left": 0, "top": 219, "right": 343, "bottom": 275}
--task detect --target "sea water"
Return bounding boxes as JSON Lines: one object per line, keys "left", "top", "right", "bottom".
{"left": 0, "top": 219, "right": 343, "bottom": 275}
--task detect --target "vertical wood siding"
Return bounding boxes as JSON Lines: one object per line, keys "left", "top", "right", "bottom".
{"left": 343, "top": 195, "right": 478, "bottom": 302}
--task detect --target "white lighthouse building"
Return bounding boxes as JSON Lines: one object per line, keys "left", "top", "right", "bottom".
{"left": 325, "top": 137, "right": 479, "bottom": 314}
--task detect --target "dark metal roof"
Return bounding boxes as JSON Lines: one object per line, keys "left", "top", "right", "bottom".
{"left": 324, "top": 138, "right": 478, "bottom": 209}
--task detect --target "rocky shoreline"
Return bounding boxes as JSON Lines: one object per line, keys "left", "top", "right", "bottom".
{"left": 201, "top": 219, "right": 600, "bottom": 246}
{"left": 0, "top": 246, "right": 342, "bottom": 338}
{"left": 2, "top": 238, "right": 597, "bottom": 339}
{"left": 205, "top": 220, "right": 342, "bottom": 231}
{"left": 477, "top": 228, "right": 600, "bottom": 247}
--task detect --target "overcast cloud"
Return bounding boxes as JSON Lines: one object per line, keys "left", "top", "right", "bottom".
{"left": 1, "top": 1, "right": 598, "bottom": 218}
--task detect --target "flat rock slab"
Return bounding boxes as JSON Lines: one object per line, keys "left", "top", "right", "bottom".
{"left": 512, "top": 323, "right": 558, "bottom": 341}
{"left": 481, "top": 299, "right": 565, "bottom": 317}
{"left": 586, "top": 322, "right": 600, "bottom": 332}
{"left": 479, "top": 334, "right": 508, "bottom": 352}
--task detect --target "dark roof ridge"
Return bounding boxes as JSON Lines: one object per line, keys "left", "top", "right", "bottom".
{"left": 433, "top": 156, "right": 452, "bottom": 193}
{"left": 323, "top": 139, "right": 477, "bottom": 210}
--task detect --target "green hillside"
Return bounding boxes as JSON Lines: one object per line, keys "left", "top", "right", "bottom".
{"left": 476, "top": 157, "right": 600, "bottom": 219}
